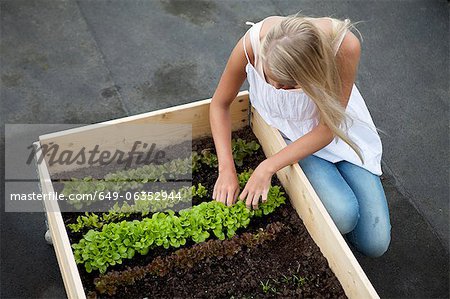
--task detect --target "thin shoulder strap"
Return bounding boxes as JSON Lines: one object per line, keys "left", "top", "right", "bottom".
{"left": 243, "top": 21, "right": 255, "bottom": 64}
{"left": 334, "top": 19, "right": 351, "bottom": 55}
{"left": 243, "top": 31, "right": 251, "bottom": 64}
{"left": 334, "top": 28, "right": 348, "bottom": 56}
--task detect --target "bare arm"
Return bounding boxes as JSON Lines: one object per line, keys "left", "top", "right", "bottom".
{"left": 262, "top": 123, "right": 334, "bottom": 174}
{"left": 210, "top": 28, "right": 254, "bottom": 205}
{"left": 210, "top": 31, "right": 253, "bottom": 173}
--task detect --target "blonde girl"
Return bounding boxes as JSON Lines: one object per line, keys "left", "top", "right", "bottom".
{"left": 209, "top": 12, "right": 391, "bottom": 257}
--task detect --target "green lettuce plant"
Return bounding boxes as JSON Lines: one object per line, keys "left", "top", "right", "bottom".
{"left": 191, "top": 151, "right": 202, "bottom": 172}
{"left": 62, "top": 157, "right": 193, "bottom": 200}
{"left": 231, "top": 138, "right": 260, "bottom": 166}
{"left": 72, "top": 170, "right": 285, "bottom": 274}
{"left": 67, "top": 183, "right": 207, "bottom": 233}
{"left": 63, "top": 138, "right": 260, "bottom": 209}
{"left": 198, "top": 138, "right": 260, "bottom": 168}
{"left": 199, "top": 148, "right": 218, "bottom": 168}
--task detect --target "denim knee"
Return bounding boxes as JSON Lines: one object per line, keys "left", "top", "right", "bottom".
{"left": 356, "top": 234, "right": 391, "bottom": 258}
{"left": 294, "top": 151, "right": 361, "bottom": 235}
{"left": 318, "top": 186, "right": 360, "bottom": 235}
{"left": 347, "top": 223, "right": 392, "bottom": 258}
{"left": 331, "top": 199, "right": 360, "bottom": 235}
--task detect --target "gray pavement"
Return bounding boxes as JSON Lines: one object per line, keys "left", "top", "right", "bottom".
{"left": 1, "top": 0, "right": 448, "bottom": 298}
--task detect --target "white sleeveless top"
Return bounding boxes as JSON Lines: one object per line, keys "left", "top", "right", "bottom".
{"left": 243, "top": 18, "right": 383, "bottom": 176}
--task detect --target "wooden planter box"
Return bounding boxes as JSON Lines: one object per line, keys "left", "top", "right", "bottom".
{"left": 34, "top": 91, "right": 379, "bottom": 299}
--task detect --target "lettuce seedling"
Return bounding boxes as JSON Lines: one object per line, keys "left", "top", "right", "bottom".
{"left": 72, "top": 176, "right": 285, "bottom": 274}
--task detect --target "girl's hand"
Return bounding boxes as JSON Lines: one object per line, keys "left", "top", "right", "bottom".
{"left": 239, "top": 160, "right": 274, "bottom": 210}
{"left": 213, "top": 169, "right": 240, "bottom": 206}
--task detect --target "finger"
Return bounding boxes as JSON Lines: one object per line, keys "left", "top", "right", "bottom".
{"left": 239, "top": 188, "right": 248, "bottom": 202}
{"left": 262, "top": 188, "right": 268, "bottom": 203}
{"left": 246, "top": 192, "right": 254, "bottom": 209}
{"left": 226, "top": 189, "right": 235, "bottom": 206}
{"left": 252, "top": 192, "right": 261, "bottom": 210}
{"left": 212, "top": 186, "right": 217, "bottom": 200}
{"left": 233, "top": 188, "right": 240, "bottom": 205}
{"left": 218, "top": 190, "right": 225, "bottom": 204}
{"left": 225, "top": 190, "right": 230, "bottom": 206}
{"left": 221, "top": 190, "right": 228, "bottom": 205}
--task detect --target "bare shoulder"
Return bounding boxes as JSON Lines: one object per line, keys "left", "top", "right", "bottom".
{"left": 321, "top": 18, "right": 360, "bottom": 57}
{"left": 337, "top": 30, "right": 361, "bottom": 57}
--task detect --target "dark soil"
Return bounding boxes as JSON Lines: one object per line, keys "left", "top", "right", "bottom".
{"left": 54, "top": 126, "right": 347, "bottom": 299}
{"left": 107, "top": 203, "right": 346, "bottom": 299}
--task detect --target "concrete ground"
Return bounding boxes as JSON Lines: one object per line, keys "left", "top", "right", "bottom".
{"left": 1, "top": 0, "right": 448, "bottom": 298}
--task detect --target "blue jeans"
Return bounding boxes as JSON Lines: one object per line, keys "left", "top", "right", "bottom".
{"left": 282, "top": 135, "right": 392, "bottom": 257}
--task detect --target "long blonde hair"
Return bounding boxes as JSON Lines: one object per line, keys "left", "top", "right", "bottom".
{"left": 260, "top": 11, "right": 376, "bottom": 165}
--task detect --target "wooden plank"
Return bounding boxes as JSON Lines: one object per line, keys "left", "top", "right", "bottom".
{"left": 39, "top": 92, "right": 249, "bottom": 174}
{"left": 33, "top": 141, "right": 86, "bottom": 299}
{"left": 250, "top": 107, "right": 379, "bottom": 299}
